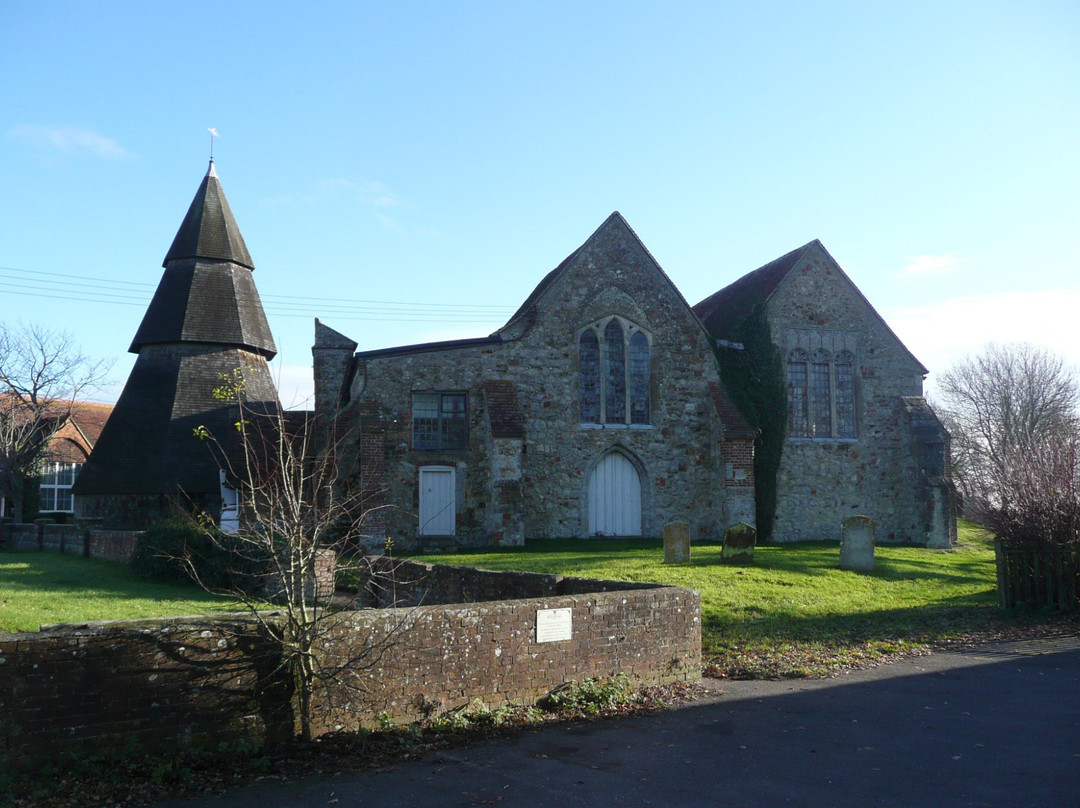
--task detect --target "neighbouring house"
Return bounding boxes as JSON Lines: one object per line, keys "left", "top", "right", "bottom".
{"left": 73, "top": 162, "right": 281, "bottom": 529}
{"left": 0, "top": 399, "right": 112, "bottom": 522}
{"left": 314, "top": 213, "right": 756, "bottom": 549}
{"left": 694, "top": 240, "right": 955, "bottom": 547}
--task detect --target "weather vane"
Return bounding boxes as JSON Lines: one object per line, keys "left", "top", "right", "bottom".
{"left": 208, "top": 127, "right": 219, "bottom": 162}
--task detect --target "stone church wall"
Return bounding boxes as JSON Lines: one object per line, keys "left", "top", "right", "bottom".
{"left": 766, "top": 253, "right": 948, "bottom": 544}
{"left": 337, "top": 219, "right": 748, "bottom": 547}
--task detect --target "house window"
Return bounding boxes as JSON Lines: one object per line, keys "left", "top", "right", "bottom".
{"left": 412, "top": 392, "right": 468, "bottom": 450}
{"left": 39, "top": 461, "right": 81, "bottom": 512}
{"left": 578, "top": 317, "right": 651, "bottom": 426}
{"left": 787, "top": 349, "right": 857, "bottom": 439}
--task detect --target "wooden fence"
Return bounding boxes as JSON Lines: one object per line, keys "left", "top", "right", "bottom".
{"left": 995, "top": 538, "right": 1080, "bottom": 611}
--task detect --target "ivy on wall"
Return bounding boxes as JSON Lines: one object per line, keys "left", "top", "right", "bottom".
{"left": 716, "top": 305, "right": 787, "bottom": 541}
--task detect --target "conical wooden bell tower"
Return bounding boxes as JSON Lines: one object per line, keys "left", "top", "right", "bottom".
{"left": 74, "top": 162, "right": 280, "bottom": 528}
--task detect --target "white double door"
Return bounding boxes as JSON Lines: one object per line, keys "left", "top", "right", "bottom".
{"left": 586, "top": 452, "right": 642, "bottom": 537}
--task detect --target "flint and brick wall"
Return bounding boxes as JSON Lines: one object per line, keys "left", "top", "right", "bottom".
{"left": 328, "top": 220, "right": 751, "bottom": 549}
{"left": 0, "top": 564, "right": 700, "bottom": 770}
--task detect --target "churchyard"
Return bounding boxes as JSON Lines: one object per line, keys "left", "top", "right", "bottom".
{"left": 2, "top": 520, "right": 1062, "bottom": 680}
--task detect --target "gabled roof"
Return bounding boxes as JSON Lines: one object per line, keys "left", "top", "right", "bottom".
{"left": 129, "top": 163, "right": 277, "bottom": 359}
{"left": 694, "top": 240, "right": 928, "bottom": 375}
{"left": 500, "top": 212, "right": 695, "bottom": 334}
{"left": 163, "top": 161, "right": 254, "bottom": 269}
{"left": 692, "top": 241, "right": 817, "bottom": 339}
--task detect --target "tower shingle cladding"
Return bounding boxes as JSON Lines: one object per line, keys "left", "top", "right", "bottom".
{"left": 74, "top": 164, "right": 280, "bottom": 528}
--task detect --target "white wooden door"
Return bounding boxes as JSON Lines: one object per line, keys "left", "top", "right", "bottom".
{"left": 587, "top": 452, "right": 642, "bottom": 536}
{"left": 419, "top": 466, "right": 455, "bottom": 536}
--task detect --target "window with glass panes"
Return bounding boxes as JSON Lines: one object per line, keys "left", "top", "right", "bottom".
{"left": 578, "top": 317, "right": 651, "bottom": 426}
{"left": 39, "top": 461, "right": 81, "bottom": 512}
{"left": 787, "top": 348, "right": 857, "bottom": 439}
{"left": 411, "top": 392, "right": 468, "bottom": 450}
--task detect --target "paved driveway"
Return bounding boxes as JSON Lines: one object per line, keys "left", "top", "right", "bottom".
{"left": 155, "top": 637, "right": 1080, "bottom": 808}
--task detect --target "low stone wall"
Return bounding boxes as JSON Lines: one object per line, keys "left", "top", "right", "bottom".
{"left": 0, "top": 522, "right": 138, "bottom": 563}
{"left": 0, "top": 565, "right": 700, "bottom": 770}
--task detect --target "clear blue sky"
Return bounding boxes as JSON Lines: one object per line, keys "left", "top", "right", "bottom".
{"left": 3, "top": 1, "right": 1078, "bottom": 408}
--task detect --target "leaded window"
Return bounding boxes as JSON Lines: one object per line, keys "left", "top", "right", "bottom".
{"left": 835, "top": 351, "right": 856, "bottom": 438}
{"left": 810, "top": 350, "right": 832, "bottom": 437}
{"left": 787, "top": 350, "right": 809, "bottom": 437}
{"left": 787, "top": 348, "right": 857, "bottom": 440}
{"left": 578, "top": 331, "right": 601, "bottom": 423}
{"left": 578, "top": 317, "right": 652, "bottom": 426}
{"left": 412, "top": 392, "right": 468, "bottom": 450}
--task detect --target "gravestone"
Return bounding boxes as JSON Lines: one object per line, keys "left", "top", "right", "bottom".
{"left": 840, "top": 515, "right": 876, "bottom": 572}
{"left": 663, "top": 521, "right": 690, "bottom": 564}
{"left": 722, "top": 522, "right": 757, "bottom": 564}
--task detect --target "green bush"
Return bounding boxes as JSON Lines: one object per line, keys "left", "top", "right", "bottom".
{"left": 540, "top": 673, "right": 635, "bottom": 715}
{"left": 132, "top": 519, "right": 267, "bottom": 593}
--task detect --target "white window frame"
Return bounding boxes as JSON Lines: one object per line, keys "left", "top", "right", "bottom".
{"left": 39, "top": 461, "right": 81, "bottom": 513}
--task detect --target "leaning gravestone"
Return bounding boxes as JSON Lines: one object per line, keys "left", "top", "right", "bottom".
{"left": 840, "top": 515, "right": 876, "bottom": 572}
{"left": 663, "top": 521, "right": 691, "bottom": 564}
{"left": 722, "top": 522, "right": 757, "bottom": 564}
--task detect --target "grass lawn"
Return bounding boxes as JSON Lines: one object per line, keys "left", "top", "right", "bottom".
{"left": 411, "top": 520, "right": 1076, "bottom": 678}
{"left": 0, "top": 551, "right": 247, "bottom": 634}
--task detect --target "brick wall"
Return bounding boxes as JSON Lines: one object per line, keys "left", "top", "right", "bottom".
{"left": 0, "top": 522, "right": 138, "bottom": 563}
{"left": 0, "top": 565, "right": 700, "bottom": 769}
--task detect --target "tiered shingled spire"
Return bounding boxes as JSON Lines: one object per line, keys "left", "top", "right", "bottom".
{"left": 73, "top": 162, "right": 280, "bottom": 527}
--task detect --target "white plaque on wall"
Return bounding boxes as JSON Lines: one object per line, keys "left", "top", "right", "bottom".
{"left": 536, "top": 608, "right": 572, "bottom": 643}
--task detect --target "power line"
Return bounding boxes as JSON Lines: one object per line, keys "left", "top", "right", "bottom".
{"left": 0, "top": 264, "right": 518, "bottom": 323}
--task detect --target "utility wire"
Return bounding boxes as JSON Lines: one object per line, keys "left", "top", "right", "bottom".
{"left": 0, "top": 264, "right": 516, "bottom": 322}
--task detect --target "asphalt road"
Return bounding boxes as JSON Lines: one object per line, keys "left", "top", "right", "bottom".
{"left": 154, "top": 636, "right": 1080, "bottom": 808}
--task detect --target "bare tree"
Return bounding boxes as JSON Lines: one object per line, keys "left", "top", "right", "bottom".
{"left": 984, "top": 434, "right": 1080, "bottom": 547}
{"left": 935, "top": 342, "right": 1080, "bottom": 520}
{"left": 0, "top": 322, "right": 111, "bottom": 521}
{"left": 180, "top": 370, "right": 407, "bottom": 741}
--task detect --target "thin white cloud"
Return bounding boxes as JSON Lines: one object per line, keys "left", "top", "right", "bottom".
{"left": 884, "top": 289, "right": 1080, "bottom": 397}
{"left": 317, "top": 178, "right": 401, "bottom": 208}
{"left": 9, "top": 125, "right": 135, "bottom": 159}
{"left": 897, "top": 252, "right": 961, "bottom": 278}
{"left": 263, "top": 177, "right": 404, "bottom": 210}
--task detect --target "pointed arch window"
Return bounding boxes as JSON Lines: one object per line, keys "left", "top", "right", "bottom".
{"left": 578, "top": 317, "right": 652, "bottom": 426}
{"left": 787, "top": 347, "right": 857, "bottom": 439}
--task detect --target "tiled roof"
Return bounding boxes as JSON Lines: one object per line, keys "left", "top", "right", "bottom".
{"left": 693, "top": 242, "right": 817, "bottom": 339}
{"left": 72, "top": 345, "right": 280, "bottom": 497}
{"left": 163, "top": 162, "right": 254, "bottom": 269}
{"left": 129, "top": 260, "right": 277, "bottom": 358}
{"left": 708, "top": 382, "right": 755, "bottom": 440}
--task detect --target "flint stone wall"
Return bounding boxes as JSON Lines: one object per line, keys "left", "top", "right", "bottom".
{"left": 767, "top": 251, "right": 954, "bottom": 546}
{"left": 330, "top": 221, "right": 752, "bottom": 549}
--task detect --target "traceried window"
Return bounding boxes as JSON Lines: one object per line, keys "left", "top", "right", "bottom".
{"left": 412, "top": 392, "right": 468, "bottom": 450}
{"left": 578, "top": 317, "right": 651, "bottom": 426}
{"left": 834, "top": 351, "right": 856, "bottom": 438}
{"left": 39, "top": 461, "right": 81, "bottom": 512}
{"left": 787, "top": 348, "right": 857, "bottom": 439}
{"left": 787, "top": 350, "right": 809, "bottom": 437}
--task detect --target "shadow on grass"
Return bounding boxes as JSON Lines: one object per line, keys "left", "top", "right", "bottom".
{"left": 701, "top": 595, "right": 1019, "bottom": 652}
{"left": 0, "top": 550, "right": 232, "bottom": 610}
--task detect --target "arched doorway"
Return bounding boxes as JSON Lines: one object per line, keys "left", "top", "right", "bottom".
{"left": 586, "top": 451, "right": 642, "bottom": 536}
